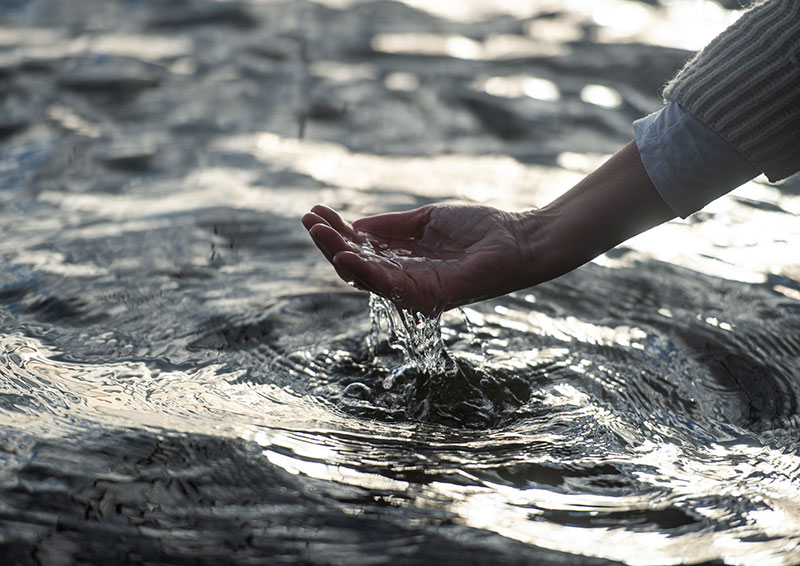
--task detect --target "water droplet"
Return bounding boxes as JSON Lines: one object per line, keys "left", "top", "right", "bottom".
{"left": 343, "top": 382, "right": 372, "bottom": 400}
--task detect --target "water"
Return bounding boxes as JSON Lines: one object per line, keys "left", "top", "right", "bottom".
{"left": 2, "top": 0, "right": 800, "bottom": 564}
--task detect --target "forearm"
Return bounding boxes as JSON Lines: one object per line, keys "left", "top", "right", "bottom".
{"left": 519, "top": 140, "right": 676, "bottom": 285}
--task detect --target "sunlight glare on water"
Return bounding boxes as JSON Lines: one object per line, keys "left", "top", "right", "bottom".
{"left": 478, "top": 75, "right": 562, "bottom": 102}
{"left": 318, "top": 0, "right": 742, "bottom": 49}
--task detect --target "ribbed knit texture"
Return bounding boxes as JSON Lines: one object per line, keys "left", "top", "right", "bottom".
{"left": 663, "top": 0, "right": 800, "bottom": 182}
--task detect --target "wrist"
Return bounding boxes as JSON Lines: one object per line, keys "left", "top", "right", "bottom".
{"left": 511, "top": 208, "right": 556, "bottom": 288}
{"left": 513, "top": 141, "right": 676, "bottom": 291}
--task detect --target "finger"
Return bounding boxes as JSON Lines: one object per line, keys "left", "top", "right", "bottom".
{"left": 308, "top": 223, "right": 354, "bottom": 263}
{"left": 352, "top": 206, "right": 430, "bottom": 240}
{"left": 310, "top": 204, "right": 356, "bottom": 239}
{"left": 301, "top": 211, "right": 331, "bottom": 232}
{"left": 335, "top": 252, "right": 442, "bottom": 315}
{"left": 307, "top": 224, "right": 362, "bottom": 285}
{"left": 333, "top": 251, "right": 403, "bottom": 299}
{"left": 334, "top": 253, "right": 439, "bottom": 315}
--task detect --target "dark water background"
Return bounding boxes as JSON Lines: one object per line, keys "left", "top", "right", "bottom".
{"left": 2, "top": 0, "right": 800, "bottom": 564}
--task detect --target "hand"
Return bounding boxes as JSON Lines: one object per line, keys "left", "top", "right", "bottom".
{"left": 301, "top": 203, "right": 536, "bottom": 316}
{"left": 301, "top": 142, "right": 675, "bottom": 316}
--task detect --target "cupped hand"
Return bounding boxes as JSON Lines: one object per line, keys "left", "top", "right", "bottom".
{"left": 301, "top": 203, "right": 535, "bottom": 316}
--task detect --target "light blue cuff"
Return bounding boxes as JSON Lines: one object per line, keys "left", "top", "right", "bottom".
{"left": 633, "top": 102, "right": 759, "bottom": 218}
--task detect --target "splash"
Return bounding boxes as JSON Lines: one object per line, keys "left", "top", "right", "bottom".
{"left": 368, "top": 293, "right": 451, "bottom": 387}
{"left": 363, "top": 294, "right": 524, "bottom": 428}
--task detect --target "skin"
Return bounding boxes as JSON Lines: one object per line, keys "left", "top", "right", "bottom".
{"left": 302, "top": 140, "right": 676, "bottom": 316}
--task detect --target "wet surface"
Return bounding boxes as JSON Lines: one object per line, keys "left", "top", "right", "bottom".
{"left": 1, "top": 0, "right": 800, "bottom": 564}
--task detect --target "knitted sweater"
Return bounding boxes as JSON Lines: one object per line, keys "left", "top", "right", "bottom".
{"left": 663, "top": 0, "right": 800, "bottom": 182}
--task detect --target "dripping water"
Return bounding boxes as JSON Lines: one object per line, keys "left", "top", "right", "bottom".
{"left": 361, "top": 294, "right": 532, "bottom": 428}
{"left": 368, "top": 293, "right": 451, "bottom": 388}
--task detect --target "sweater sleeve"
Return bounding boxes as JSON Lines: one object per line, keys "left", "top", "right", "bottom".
{"left": 662, "top": 0, "right": 800, "bottom": 182}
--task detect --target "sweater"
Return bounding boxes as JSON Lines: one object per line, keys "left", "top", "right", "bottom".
{"left": 634, "top": 102, "right": 759, "bottom": 217}
{"left": 663, "top": 0, "right": 800, "bottom": 182}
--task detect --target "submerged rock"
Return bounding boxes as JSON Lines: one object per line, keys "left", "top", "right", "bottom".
{"left": 148, "top": 2, "right": 258, "bottom": 30}
{"left": 0, "top": 111, "right": 31, "bottom": 138}
{"left": 455, "top": 91, "right": 530, "bottom": 140}
{"left": 58, "top": 55, "right": 163, "bottom": 93}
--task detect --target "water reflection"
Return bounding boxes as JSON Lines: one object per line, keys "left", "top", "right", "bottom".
{"left": 580, "top": 84, "right": 624, "bottom": 109}
{"left": 384, "top": 71, "right": 420, "bottom": 92}
{"left": 478, "top": 75, "right": 561, "bottom": 102}
{"left": 370, "top": 32, "right": 564, "bottom": 60}
{"left": 362, "top": 0, "right": 741, "bottom": 50}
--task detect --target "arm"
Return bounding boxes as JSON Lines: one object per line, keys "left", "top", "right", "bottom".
{"left": 521, "top": 140, "right": 675, "bottom": 286}
{"left": 304, "top": 1, "right": 794, "bottom": 314}
{"left": 302, "top": 140, "right": 675, "bottom": 316}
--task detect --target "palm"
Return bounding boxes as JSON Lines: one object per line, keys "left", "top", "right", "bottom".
{"left": 302, "top": 204, "right": 528, "bottom": 315}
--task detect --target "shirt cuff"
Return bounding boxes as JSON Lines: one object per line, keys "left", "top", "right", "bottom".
{"left": 633, "top": 102, "right": 759, "bottom": 219}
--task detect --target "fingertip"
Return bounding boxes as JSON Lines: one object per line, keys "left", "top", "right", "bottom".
{"left": 309, "top": 224, "right": 353, "bottom": 264}
{"left": 332, "top": 250, "right": 359, "bottom": 271}
{"left": 331, "top": 251, "right": 355, "bottom": 276}
{"left": 333, "top": 251, "right": 367, "bottom": 278}
{"left": 333, "top": 248, "right": 362, "bottom": 262}
{"left": 311, "top": 204, "right": 338, "bottom": 221}
{"left": 308, "top": 222, "right": 341, "bottom": 240}
{"left": 311, "top": 205, "right": 356, "bottom": 236}
{"left": 302, "top": 212, "right": 325, "bottom": 231}
{"left": 307, "top": 222, "right": 326, "bottom": 237}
